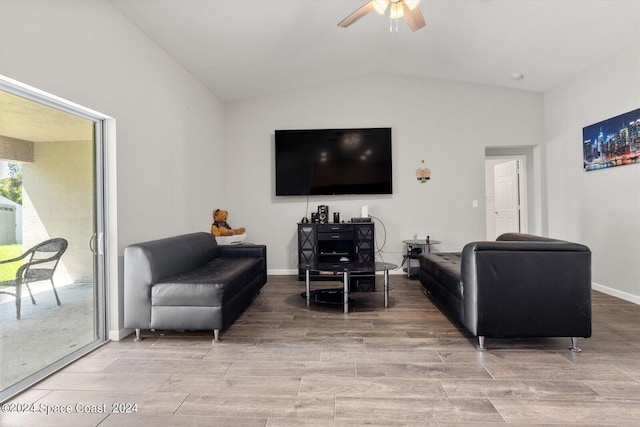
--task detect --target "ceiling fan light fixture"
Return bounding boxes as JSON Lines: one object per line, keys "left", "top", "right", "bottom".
{"left": 373, "top": 0, "right": 389, "bottom": 15}
{"left": 389, "top": 2, "right": 404, "bottom": 19}
{"left": 337, "top": 0, "right": 425, "bottom": 32}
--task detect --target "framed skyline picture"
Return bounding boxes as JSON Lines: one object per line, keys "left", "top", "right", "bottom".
{"left": 583, "top": 108, "right": 640, "bottom": 171}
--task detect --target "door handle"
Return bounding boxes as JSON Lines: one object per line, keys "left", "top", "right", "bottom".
{"left": 89, "top": 234, "right": 97, "bottom": 254}
{"left": 89, "top": 233, "right": 104, "bottom": 255}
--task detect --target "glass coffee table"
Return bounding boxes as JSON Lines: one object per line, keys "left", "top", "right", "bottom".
{"left": 303, "top": 261, "right": 397, "bottom": 313}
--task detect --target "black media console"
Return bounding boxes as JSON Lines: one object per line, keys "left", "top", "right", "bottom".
{"left": 297, "top": 222, "right": 375, "bottom": 292}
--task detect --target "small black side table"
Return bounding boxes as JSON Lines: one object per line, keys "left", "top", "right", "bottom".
{"left": 401, "top": 238, "right": 440, "bottom": 278}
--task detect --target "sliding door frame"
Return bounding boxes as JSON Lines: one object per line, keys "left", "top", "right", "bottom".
{"left": 0, "top": 75, "right": 111, "bottom": 402}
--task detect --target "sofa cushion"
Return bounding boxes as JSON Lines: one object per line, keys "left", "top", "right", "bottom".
{"left": 152, "top": 257, "right": 264, "bottom": 307}
{"left": 419, "top": 252, "right": 463, "bottom": 300}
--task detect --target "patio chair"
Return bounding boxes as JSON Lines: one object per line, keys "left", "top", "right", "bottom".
{"left": 0, "top": 238, "right": 68, "bottom": 319}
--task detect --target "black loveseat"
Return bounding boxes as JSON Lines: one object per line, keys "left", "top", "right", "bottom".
{"left": 419, "top": 233, "right": 592, "bottom": 351}
{"left": 124, "top": 232, "right": 267, "bottom": 342}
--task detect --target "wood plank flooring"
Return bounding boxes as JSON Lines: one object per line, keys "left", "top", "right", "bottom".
{"left": 2, "top": 275, "right": 640, "bottom": 426}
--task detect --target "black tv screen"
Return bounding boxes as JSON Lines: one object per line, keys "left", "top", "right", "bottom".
{"left": 275, "top": 128, "right": 392, "bottom": 196}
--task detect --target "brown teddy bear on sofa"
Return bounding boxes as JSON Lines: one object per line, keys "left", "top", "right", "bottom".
{"left": 211, "top": 209, "right": 246, "bottom": 236}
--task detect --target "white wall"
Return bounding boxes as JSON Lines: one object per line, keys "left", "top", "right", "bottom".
{"left": 544, "top": 43, "right": 640, "bottom": 304}
{"left": 23, "top": 140, "right": 94, "bottom": 283}
{"left": 0, "top": 0, "right": 226, "bottom": 337}
{"left": 226, "top": 73, "right": 544, "bottom": 273}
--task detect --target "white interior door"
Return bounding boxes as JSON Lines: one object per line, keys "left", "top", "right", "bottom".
{"left": 494, "top": 160, "right": 521, "bottom": 236}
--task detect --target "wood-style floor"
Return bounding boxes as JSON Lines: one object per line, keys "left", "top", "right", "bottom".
{"left": 2, "top": 274, "right": 640, "bottom": 426}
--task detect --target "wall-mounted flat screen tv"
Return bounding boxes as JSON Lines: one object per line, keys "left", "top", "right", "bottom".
{"left": 275, "top": 128, "right": 392, "bottom": 196}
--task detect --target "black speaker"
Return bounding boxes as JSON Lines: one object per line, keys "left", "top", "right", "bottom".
{"left": 311, "top": 212, "right": 318, "bottom": 223}
{"left": 317, "top": 205, "right": 329, "bottom": 223}
{"left": 333, "top": 212, "right": 340, "bottom": 223}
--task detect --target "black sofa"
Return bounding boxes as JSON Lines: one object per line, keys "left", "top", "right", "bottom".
{"left": 124, "top": 232, "right": 267, "bottom": 342}
{"left": 419, "top": 233, "right": 591, "bottom": 351}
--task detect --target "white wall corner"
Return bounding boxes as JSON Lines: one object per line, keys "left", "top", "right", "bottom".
{"left": 109, "top": 328, "right": 134, "bottom": 341}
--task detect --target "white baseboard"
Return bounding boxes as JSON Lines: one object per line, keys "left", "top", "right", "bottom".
{"left": 268, "top": 269, "right": 298, "bottom": 275}
{"left": 109, "top": 328, "right": 134, "bottom": 341}
{"left": 388, "top": 270, "right": 406, "bottom": 275}
{"left": 592, "top": 282, "right": 640, "bottom": 305}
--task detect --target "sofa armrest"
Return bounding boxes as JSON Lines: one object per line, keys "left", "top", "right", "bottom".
{"left": 124, "top": 232, "right": 218, "bottom": 329}
{"left": 461, "top": 241, "right": 591, "bottom": 338}
{"left": 218, "top": 243, "right": 266, "bottom": 259}
{"left": 124, "top": 244, "right": 155, "bottom": 329}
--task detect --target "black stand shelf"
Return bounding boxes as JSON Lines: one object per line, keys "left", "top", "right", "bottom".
{"left": 297, "top": 222, "right": 375, "bottom": 292}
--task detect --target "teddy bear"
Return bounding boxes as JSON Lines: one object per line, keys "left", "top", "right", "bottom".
{"left": 211, "top": 209, "right": 246, "bottom": 236}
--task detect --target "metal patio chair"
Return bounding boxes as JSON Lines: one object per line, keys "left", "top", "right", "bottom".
{"left": 0, "top": 238, "right": 68, "bottom": 319}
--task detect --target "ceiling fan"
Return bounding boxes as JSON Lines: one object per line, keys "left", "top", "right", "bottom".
{"left": 338, "top": 0, "right": 426, "bottom": 32}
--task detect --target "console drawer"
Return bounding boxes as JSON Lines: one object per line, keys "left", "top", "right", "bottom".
{"left": 317, "top": 223, "right": 353, "bottom": 233}
{"left": 318, "top": 232, "right": 352, "bottom": 241}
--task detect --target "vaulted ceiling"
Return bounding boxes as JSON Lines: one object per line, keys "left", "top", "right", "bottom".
{"left": 109, "top": 0, "right": 640, "bottom": 101}
{"left": 2, "top": 1, "right": 639, "bottom": 147}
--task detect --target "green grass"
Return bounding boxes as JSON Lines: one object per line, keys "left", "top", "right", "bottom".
{"left": 0, "top": 244, "right": 23, "bottom": 282}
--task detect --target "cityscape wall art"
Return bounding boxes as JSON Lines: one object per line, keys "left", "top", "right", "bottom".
{"left": 583, "top": 108, "right": 640, "bottom": 171}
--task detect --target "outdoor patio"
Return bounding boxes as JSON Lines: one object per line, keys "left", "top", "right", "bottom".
{"left": 0, "top": 282, "right": 95, "bottom": 390}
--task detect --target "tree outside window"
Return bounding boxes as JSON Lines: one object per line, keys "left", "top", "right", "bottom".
{"left": 0, "top": 162, "right": 22, "bottom": 205}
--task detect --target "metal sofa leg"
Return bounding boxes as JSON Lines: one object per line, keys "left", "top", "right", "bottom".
{"left": 476, "top": 336, "right": 487, "bottom": 351}
{"left": 213, "top": 329, "right": 220, "bottom": 343}
{"left": 569, "top": 337, "right": 582, "bottom": 353}
{"left": 134, "top": 328, "right": 142, "bottom": 342}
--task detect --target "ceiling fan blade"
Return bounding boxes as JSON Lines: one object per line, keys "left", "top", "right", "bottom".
{"left": 402, "top": 4, "right": 426, "bottom": 31}
{"left": 338, "top": 1, "right": 375, "bottom": 28}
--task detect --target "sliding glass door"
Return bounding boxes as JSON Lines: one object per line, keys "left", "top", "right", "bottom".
{"left": 0, "top": 79, "right": 107, "bottom": 401}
